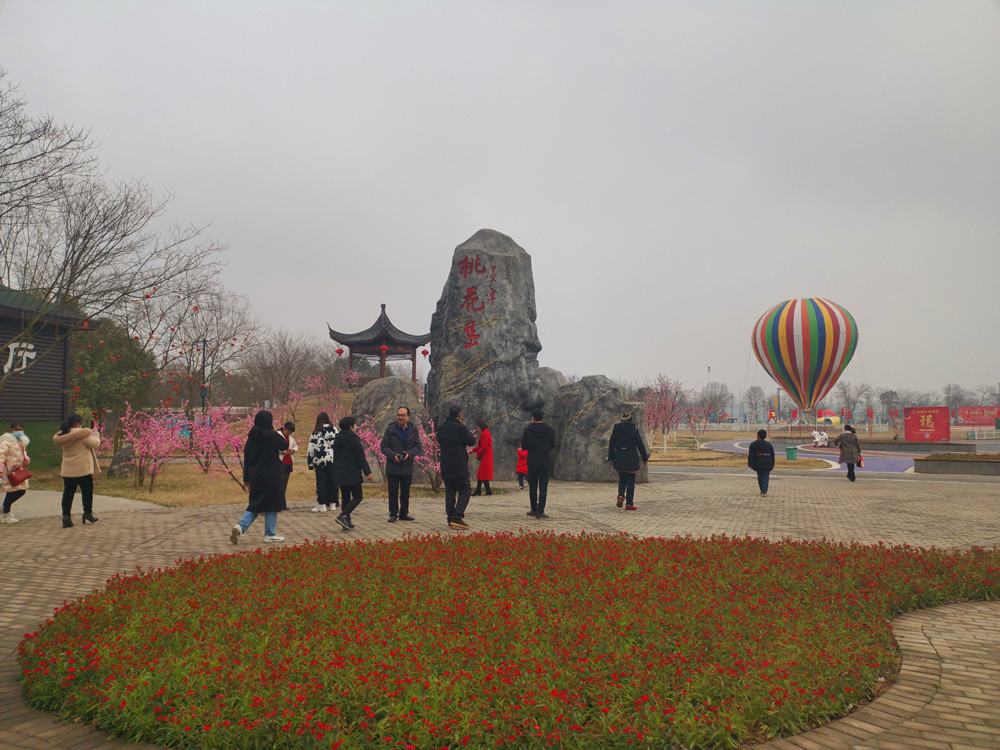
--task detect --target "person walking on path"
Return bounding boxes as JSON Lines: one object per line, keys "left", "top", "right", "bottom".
{"left": 607, "top": 412, "right": 649, "bottom": 510}
{"left": 520, "top": 408, "right": 556, "bottom": 519}
{"left": 515, "top": 447, "right": 527, "bottom": 490}
{"left": 307, "top": 413, "right": 338, "bottom": 512}
{"left": 278, "top": 421, "right": 297, "bottom": 496}
{"left": 833, "top": 424, "right": 862, "bottom": 482}
{"left": 231, "top": 410, "right": 288, "bottom": 544}
{"left": 746, "top": 428, "right": 776, "bottom": 497}
{"left": 333, "top": 416, "right": 373, "bottom": 531}
{"left": 471, "top": 419, "right": 494, "bottom": 496}
{"left": 53, "top": 414, "right": 101, "bottom": 528}
{"left": 436, "top": 405, "right": 476, "bottom": 530}
{"left": 0, "top": 421, "right": 31, "bottom": 524}
{"left": 380, "top": 406, "right": 421, "bottom": 522}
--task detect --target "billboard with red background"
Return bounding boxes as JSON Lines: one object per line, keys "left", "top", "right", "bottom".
{"left": 903, "top": 407, "right": 950, "bottom": 442}
{"left": 957, "top": 406, "right": 999, "bottom": 426}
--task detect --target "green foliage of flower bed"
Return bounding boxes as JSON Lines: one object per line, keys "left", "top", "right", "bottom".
{"left": 919, "top": 452, "right": 1000, "bottom": 462}
{"left": 18, "top": 534, "right": 1000, "bottom": 749}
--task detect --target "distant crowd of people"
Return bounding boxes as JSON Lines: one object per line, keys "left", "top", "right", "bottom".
{"left": 0, "top": 411, "right": 863, "bottom": 536}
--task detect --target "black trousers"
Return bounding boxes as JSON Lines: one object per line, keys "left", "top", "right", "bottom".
{"left": 3, "top": 490, "right": 26, "bottom": 513}
{"left": 61, "top": 475, "right": 94, "bottom": 515}
{"left": 527, "top": 466, "right": 550, "bottom": 512}
{"left": 387, "top": 474, "right": 412, "bottom": 517}
{"left": 474, "top": 479, "right": 491, "bottom": 495}
{"left": 315, "top": 464, "right": 337, "bottom": 506}
{"left": 617, "top": 472, "right": 637, "bottom": 504}
{"left": 846, "top": 463, "right": 856, "bottom": 481}
{"left": 281, "top": 464, "right": 292, "bottom": 495}
{"left": 443, "top": 474, "right": 471, "bottom": 521}
{"left": 339, "top": 484, "right": 363, "bottom": 517}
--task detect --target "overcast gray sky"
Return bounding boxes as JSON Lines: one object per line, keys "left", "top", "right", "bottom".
{"left": 3, "top": 1, "right": 998, "bottom": 398}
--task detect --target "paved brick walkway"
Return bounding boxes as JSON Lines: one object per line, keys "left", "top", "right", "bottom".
{"left": 2, "top": 469, "right": 999, "bottom": 748}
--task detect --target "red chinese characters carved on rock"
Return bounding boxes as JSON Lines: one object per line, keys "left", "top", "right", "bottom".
{"left": 455, "top": 254, "right": 499, "bottom": 349}
{"left": 461, "top": 287, "right": 485, "bottom": 313}
{"left": 457, "top": 254, "right": 489, "bottom": 280}
{"left": 463, "top": 320, "right": 480, "bottom": 349}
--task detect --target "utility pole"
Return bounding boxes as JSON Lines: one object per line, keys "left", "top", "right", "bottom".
{"left": 200, "top": 337, "right": 208, "bottom": 413}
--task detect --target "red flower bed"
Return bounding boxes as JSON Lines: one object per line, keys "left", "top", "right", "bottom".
{"left": 18, "top": 533, "right": 1000, "bottom": 748}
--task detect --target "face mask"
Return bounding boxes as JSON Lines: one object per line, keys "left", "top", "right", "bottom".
{"left": 12, "top": 431, "right": 24, "bottom": 438}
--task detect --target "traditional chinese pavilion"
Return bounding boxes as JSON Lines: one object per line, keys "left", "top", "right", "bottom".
{"left": 328, "top": 304, "right": 430, "bottom": 383}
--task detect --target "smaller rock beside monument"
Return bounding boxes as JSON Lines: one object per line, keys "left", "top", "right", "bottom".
{"left": 351, "top": 376, "right": 425, "bottom": 434}
{"left": 551, "top": 375, "right": 648, "bottom": 483}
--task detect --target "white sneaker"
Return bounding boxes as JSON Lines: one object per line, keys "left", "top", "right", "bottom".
{"left": 0, "top": 513, "right": 18, "bottom": 524}
{"left": 230, "top": 525, "right": 242, "bottom": 545}
{"left": 320, "top": 505, "right": 329, "bottom": 512}
{"left": 310, "top": 505, "right": 324, "bottom": 512}
{"left": 263, "top": 535, "right": 285, "bottom": 543}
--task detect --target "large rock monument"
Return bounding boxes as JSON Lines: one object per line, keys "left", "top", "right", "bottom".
{"left": 426, "top": 229, "right": 546, "bottom": 478}
{"left": 425, "top": 228, "right": 645, "bottom": 483}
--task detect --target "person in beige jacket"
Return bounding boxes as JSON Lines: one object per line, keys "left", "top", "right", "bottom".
{"left": 53, "top": 413, "right": 102, "bottom": 528}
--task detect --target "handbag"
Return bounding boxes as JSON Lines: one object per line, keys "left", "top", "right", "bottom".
{"left": 8, "top": 465, "right": 32, "bottom": 485}
{"left": 856, "top": 454, "right": 864, "bottom": 469}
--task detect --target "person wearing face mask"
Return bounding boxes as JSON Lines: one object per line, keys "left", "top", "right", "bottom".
{"left": 0, "top": 421, "right": 31, "bottom": 524}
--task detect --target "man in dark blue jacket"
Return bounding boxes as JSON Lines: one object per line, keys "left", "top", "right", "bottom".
{"left": 436, "top": 405, "right": 476, "bottom": 530}
{"left": 380, "top": 406, "right": 422, "bottom": 523}
{"left": 747, "top": 429, "right": 776, "bottom": 497}
{"left": 520, "top": 408, "right": 557, "bottom": 518}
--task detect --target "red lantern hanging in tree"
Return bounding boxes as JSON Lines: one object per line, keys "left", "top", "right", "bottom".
{"left": 421, "top": 349, "right": 429, "bottom": 358}
{"left": 335, "top": 348, "right": 344, "bottom": 357}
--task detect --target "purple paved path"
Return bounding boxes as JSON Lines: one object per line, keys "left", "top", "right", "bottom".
{"left": 708, "top": 440, "right": 919, "bottom": 473}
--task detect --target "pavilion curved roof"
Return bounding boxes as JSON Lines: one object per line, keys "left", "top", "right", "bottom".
{"left": 327, "top": 304, "right": 430, "bottom": 348}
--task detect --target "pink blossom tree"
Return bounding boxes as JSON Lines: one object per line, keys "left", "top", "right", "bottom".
{"left": 643, "top": 375, "right": 687, "bottom": 446}
{"left": 355, "top": 420, "right": 387, "bottom": 481}
{"left": 117, "top": 403, "right": 187, "bottom": 491}
{"left": 683, "top": 403, "right": 714, "bottom": 449}
{"left": 186, "top": 402, "right": 251, "bottom": 491}
{"left": 413, "top": 417, "right": 443, "bottom": 494}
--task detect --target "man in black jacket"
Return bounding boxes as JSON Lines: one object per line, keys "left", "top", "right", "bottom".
{"left": 436, "top": 405, "right": 476, "bottom": 530}
{"left": 520, "top": 408, "right": 557, "bottom": 518}
{"left": 747, "top": 429, "right": 776, "bottom": 497}
{"left": 380, "top": 406, "right": 422, "bottom": 522}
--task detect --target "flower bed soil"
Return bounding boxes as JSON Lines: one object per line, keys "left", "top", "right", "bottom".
{"left": 18, "top": 534, "right": 1000, "bottom": 749}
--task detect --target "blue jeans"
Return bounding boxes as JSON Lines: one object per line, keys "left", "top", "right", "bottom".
{"left": 756, "top": 470, "right": 770, "bottom": 494}
{"left": 237, "top": 510, "right": 277, "bottom": 536}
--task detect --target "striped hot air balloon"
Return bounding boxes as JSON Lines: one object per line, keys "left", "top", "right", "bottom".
{"left": 751, "top": 298, "right": 858, "bottom": 411}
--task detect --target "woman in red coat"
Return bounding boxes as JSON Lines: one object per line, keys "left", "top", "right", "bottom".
{"left": 471, "top": 419, "right": 494, "bottom": 496}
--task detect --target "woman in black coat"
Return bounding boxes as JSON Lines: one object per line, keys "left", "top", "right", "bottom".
{"left": 333, "top": 416, "right": 373, "bottom": 531}
{"left": 607, "top": 412, "right": 649, "bottom": 511}
{"left": 230, "top": 410, "right": 288, "bottom": 545}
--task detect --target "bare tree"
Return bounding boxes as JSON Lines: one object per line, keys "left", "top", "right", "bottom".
{"left": 697, "top": 382, "right": 732, "bottom": 417}
{"left": 113, "top": 275, "right": 258, "bottom": 409}
{"left": 943, "top": 383, "right": 973, "bottom": 415}
{"left": 833, "top": 381, "right": 872, "bottom": 421}
{"left": 0, "top": 69, "right": 95, "bottom": 221}
{"left": 237, "top": 330, "right": 321, "bottom": 407}
{"left": 0, "top": 176, "right": 223, "bottom": 392}
{"left": 743, "top": 385, "right": 765, "bottom": 418}
{"left": 974, "top": 384, "right": 999, "bottom": 406}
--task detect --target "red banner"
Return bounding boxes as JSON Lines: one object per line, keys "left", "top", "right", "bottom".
{"left": 903, "top": 407, "right": 950, "bottom": 442}
{"left": 957, "top": 405, "right": 998, "bottom": 426}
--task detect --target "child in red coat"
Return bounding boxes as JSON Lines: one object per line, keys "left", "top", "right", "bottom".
{"left": 471, "top": 419, "right": 494, "bottom": 496}
{"left": 515, "top": 447, "right": 528, "bottom": 491}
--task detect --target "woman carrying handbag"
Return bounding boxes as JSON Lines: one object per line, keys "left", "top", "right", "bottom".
{"left": 1, "top": 421, "right": 32, "bottom": 524}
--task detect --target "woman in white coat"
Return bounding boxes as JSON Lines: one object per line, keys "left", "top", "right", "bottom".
{"left": 0, "top": 421, "right": 31, "bottom": 523}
